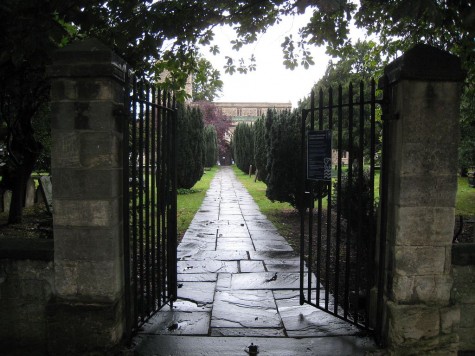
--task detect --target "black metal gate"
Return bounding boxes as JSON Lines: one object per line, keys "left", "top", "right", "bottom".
{"left": 299, "top": 80, "right": 386, "bottom": 335}
{"left": 122, "top": 74, "right": 178, "bottom": 339}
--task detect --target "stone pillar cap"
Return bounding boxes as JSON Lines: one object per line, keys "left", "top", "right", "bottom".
{"left": 383, "top": 44, "right": 466, "bottom": 85}
{"left": 47, "top": 38, "right": 127, "bottom": 81}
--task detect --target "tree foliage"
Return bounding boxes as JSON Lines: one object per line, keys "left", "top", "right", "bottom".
{"left": 192, "top": 57, "right": 224, "bottom": 102}
{"left": 351, "top": 1, "right": 475, "bottom": 171}
{"left": 192, "top": 101, "right": 232, "bottom": 160}
{"left": 333, "top": 167, "right": 375, "bottom": 243}
{"left": 176, "top": 103, "right": 204, "bottom": 189}
{"left": 298, "top": 40, "right": 383, "bottom": 163}
{"left": 253, "top": 116, "right": 268, "bottom": 182}
{"left": 0, "top": 0, "right": 280, "bottom": 222}
{"left": 265, "top": 109, "right": 303, "bottom": 210}
{"left": 2, "top": 0, "right": 474, "bottom": 222}
{"left": 203, "top": 125, "right": 218, "bottom": 168}
{"left": 460, "top": 82, "right": 475, "bottom": 171}
{"left": 233, "top": 122, "right": 254, "bottom": 174}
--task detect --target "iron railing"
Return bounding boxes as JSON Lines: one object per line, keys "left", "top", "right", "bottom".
{"left": 123, "top": 74, "right": 177, "bottom": 339}
{"left": 300, "top": 79, "right": 384, "bottom": 333}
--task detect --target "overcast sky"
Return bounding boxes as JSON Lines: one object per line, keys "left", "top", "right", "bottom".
{"left": 201, "top": 10, "right": 330, "bottom": 108}
{"left": 201, "top": 9, "right": 369, "bottom": 108}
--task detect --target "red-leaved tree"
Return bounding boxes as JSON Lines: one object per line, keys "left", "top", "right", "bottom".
{"left": 192, "top": 101, "right": 232, "bottom": 161}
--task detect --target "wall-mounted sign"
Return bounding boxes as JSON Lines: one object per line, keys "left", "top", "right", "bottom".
{"left": 307, "top": 130, "right": 332, "bottom": 181}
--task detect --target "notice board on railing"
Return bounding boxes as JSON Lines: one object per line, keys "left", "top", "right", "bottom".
{"left": 307, "top": 130, "right": 332, "bottom": 182}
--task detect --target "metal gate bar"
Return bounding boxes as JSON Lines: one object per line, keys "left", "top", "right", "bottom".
{"left": 123, "top": 74, "right": 177, "bottom": 338}
{"left": 300, "top": 79, "right": 381, "bottom": 331}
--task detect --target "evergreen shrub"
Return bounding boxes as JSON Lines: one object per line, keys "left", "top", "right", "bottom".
{"left": 265, "top": 109, "right": 304, "bottom": 210}
{"left": 253, "top": 116, "right": 267, "bottom": 182}
{"left": 233, "top": 122, "right": 254, "bottom": 174}
{"left": 176, "top": 103, "right": 204, "bottom": 189}
{"left": 203, "top": 125, "right": 217, "bottom": 167}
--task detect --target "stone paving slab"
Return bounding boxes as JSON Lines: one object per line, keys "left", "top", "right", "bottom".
{"left": 217, "top": 228, "right": 250, "bottom": 238}
{"left": 243, "top": 213, "right": 268, "bottom": 220}
{"left": 210, "top": 328, "right": 286, "bottom": 337}
{"left": 240, "top": 260, "right": 266, "bottom": 273}
{"left": 266, "top": 261, "right": 302, "bottom": 272}
{"left": 177, "top": 241, "right": 215, "bottom": 252}
{"left": 275, "top": 295, "right": 361, "bottom": 337}
{"left": 216, "top": 273, "right": 232, "bottom": 290}
{"left": 211, "top": 290, "right": 282, "bottom": 328}
{"left": 133, "top": 167, "right": 377, "bottom": 354}
{"left": 246, "top": 220, "right": 279, "bottom": 231}
{"left": 178, "top": 250, "right": 248, "bottom": 261}
{"left": 177, "top": 282, "right": 215, "bottom": 305}
{"left": 249, "top": 230, "right": 287, "bottom": 240}
{"left": 177, "top": 260, "right": 238, "bottom": 274}
{"left": 229, "top": 272, "right": 317, "bottom": 290}
{"left": 160, "top": 299, "right": 212, "bottom": 312}
{"left": 182, "top": 230, "right": 217, "bottom": 238}
{"left": 189, "top": 212, "right": 219, "bottom": 220}
{"left": 216, "top": 237, "right": 254, "bottom": 251}
{"left": 134, "top": 335, "right": 377, "bottom": 355}
{"left": 248, "top": 250, "right": 300, "bottom": 262}
{"left": 253, "top": 239, "right": 294, "bottom": 251}
{"left": 141, "top": 311, "right": 210, "bottom": 335}
{"left": 177, "top": 273, "right": 217, "bottom": 282}
{"left": 181, "top": 237, "right": 217, "bottom": 245}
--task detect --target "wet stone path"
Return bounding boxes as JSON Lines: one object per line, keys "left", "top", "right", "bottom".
{"left": 133, "top": 167, "right": 375, "bottom": 355}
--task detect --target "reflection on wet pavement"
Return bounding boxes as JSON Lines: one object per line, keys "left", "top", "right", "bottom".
{"left": 136, "top": 166, "right": 364, "bottom": 339}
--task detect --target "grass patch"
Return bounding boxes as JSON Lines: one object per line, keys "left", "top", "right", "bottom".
{"left": 231, "top": 165, "right": 294, "bottom": 215}
{"left": 456, "top": 176, "right": 475, "bottom": 216}
{"left": 231, "top": 166, "right": 301, "bottom": 248}
{"left": 177, "top": 166, "right": 218, "bottom": 239}
{"left": 234, "top": 166, "right": 474, "bottom": 247}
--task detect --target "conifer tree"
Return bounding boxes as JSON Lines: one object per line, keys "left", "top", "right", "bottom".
{"left": 176, "top": 103, "right": 204, "bottom": 189}
{"left": 203, "top": 125, "right": 217, "bottom": 168}
{"left": 233, "top": 122, "right": 254, "bottom": 174}
{"left": 265, "top": 109, "right": 303, "bottom": 210}
{"left": 253, "top": 116, "right": 268, "bottom": 182}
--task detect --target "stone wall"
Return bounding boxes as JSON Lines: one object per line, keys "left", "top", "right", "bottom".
{"left": 0, "top": 239, "right": 54, "bottom": 353}
{"left": 213, "top": 101, "right": 291, "bottom": 118}
{"left": 452, "top": 243, "right": 475, "bottom": 351}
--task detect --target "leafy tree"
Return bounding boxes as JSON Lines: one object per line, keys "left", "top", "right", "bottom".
{"left": 253, "top": 116, "right": 268, "bottom": 182}
{"left": 299, "top": 40, "right": 383, "bottom": 162}
{"left": 4, "top": 0, "right": 473, "bottom": 222}
{"left": 31, "top": 103, "right": 51, "bottom": 173}
{"left": 459, "top": 82, "right": 475, "bottom": 173}
{"left": 265, "top": 108, "right": 276, "bottom": 184}
{"left": 0, "top": 0, "right": 286, "bottom": 222}
{"left": 265, "top": 109, "right": 303, "bottom": 210}
{"left": 203, "top": 125, "right": 218, "bottom": 168}
{"left": 350, "top": 1, "right": 475, "bottom": 173}
{"left": 354, "top": 1, "right": 474, "bottom": 64}
{"left": 333, "top": 167, "right": 375, "bottom": 243}
{"left": 176, "top": 103, "right": 204, "bottom": 189}
{"left": 192, "top": 57, "right": 223, "bottom": 102}
{"left": 192, "top": 101, "right": 232, "bottom": 162}
{"left": 233, "top": 122, "right": 254, "bottom": 174}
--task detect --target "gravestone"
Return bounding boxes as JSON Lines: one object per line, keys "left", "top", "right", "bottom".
{"left": 39, "top": 176, "right": 53, "bottom": 213}
{"left": 2, "top": 190, "right": 11, "bottom": 213}
{"left": 24, "top": 178, "right": 36, "bottom": 208}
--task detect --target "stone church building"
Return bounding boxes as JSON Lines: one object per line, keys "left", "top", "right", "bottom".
{"left": 212, "top": 101, "right": 291, "bottom": 164}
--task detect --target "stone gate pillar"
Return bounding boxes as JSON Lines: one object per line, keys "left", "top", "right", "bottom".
{"left": 46, "top": 39, "right": 127, "bottom": 354}
{"left": 381, "top": 45, "right": 465, "bottom": 354}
